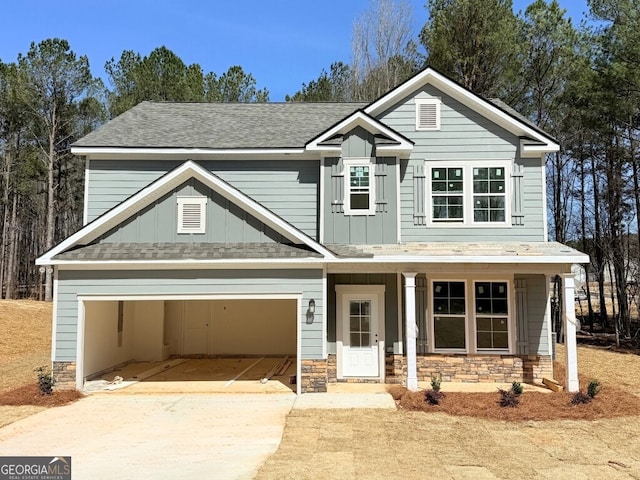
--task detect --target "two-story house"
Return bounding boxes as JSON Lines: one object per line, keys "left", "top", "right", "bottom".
{"left": 37, "top": 67, "right": 588, "bottom": 394}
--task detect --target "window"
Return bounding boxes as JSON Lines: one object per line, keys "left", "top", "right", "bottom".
{"left": 432, "top": 167, "right": 463, "bottom": 222}
{"left": 432, "top": 281, "right": 466, "bottom": 350}
{"left": 429, "top": 279, "right": 512, "bottom": 353}
{"left": 427, "top": 162, "right": 510, "bottom": 225}
{"left": 415, "top": 98, "right": 441, "bottom": 130}
{"left": 473, "top": 167, "right": 506, "bottom": 222}
{"left": 177, "top": 197, "right": 207, "bottom": 234}
{"left": 349, "top": 300, "right": 372, "bottom": 347}
{"left": 475, "top": 282, "right": 509, "bottom": 350}
{"left": 344, "top": 159, "right": 375, "bottom": 215}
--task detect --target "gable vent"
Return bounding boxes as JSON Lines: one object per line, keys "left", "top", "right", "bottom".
{"left": 177, "top": 197, "right": 207, "bottom": 234}
{"left": 415, "top": 99, "right": 441, "bottom": 131}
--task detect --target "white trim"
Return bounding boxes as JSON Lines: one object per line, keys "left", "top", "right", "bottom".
{"left": 402, "top": 273, "right": 418, "bottom": 391}
{"left": 306, "top": 111, "right": 413, "bottom": 157}
{"left": 396, "top": 160, "right": 402, "bottom": 243}
{"left": 321, "top": 266, "right": 328, "bottom": 359}
{"left": 335, "top": 284, "right": 386, "bottom": 381}
{"left": 415, "top": 98, "right": 441, "bottom": 131}
{"left": 76, "top": 300, "right": 85, "bottom": 390}
{"left": 37, "top": 160, "right": 336, "bottom": 264}
{"left": 50, "top": 268, "right": 58, "bottom": 362}
{"left": 72, "top": 147, "right": 307, "bottom": 157}
{"left": 396, "top": 272, "right": 403, "bottom": 355}
{"left": 319, "top": 159, "right": 325, "bottom": 243}
{"left": 545, "top": 274, "right": 553, "bottom": 356}
{"left": 343, "top": 158, "right": 376, "bottom": 216}
{"left": 541, "top": 154, "right": 549, "bottom": 241}
{"left": 83, "top": 158, "right": 90, "bottom": 226}
{"left": 426, "top": 160, "right": 512, "bottom": 227}
{"left": 364, "top": 68, "right": 559, "bottom": 153}
{"left": 296, "top": 297, "right": 302, "bottom": 395}
{"left": 177, "top": 196, "right": 207, "bottom": 234}
{"left": 561, "top": 273, "right": 579, "bottom": 392}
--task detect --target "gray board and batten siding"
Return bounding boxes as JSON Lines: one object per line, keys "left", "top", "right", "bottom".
{"left": 379, "top": 84, "right": 546, "bottom": 242}
{"left": 324, "top": 127, "right": 398, "bottom": 244}
{"left": 86, "top": 160, "right": 320, "bottom": 240}
{"left": 54, "top": 269, "right": 324, "bottom": 362}
{"left": 97, "top": 178, "right": 287, "bottom": 244}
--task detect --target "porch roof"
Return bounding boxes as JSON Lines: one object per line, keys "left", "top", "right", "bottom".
{"left": 53, "top": 242, "right": 322, "bottom": 261}
{"left": 328, "top": 241, "right": 589, "bottom": 264}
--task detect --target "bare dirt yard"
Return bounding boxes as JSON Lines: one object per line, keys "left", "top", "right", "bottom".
{"left": 257, "top": 344, "right": 640, "bottom": 479}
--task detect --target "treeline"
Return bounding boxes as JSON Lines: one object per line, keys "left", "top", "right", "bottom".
{"left": 2, "top": 0, "right": 640, "bottom": 337}
{"left": 0, "top": 40, "right": 269, "bottom": 301}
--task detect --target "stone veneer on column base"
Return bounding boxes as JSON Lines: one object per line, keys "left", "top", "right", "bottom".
{"left": 388, "top": 355, "right": 553, "bottom": 385}
{"left": 52, "top": 361, "right": 77, "bottom": 391}
{"left": 300, "top": 359, "right": 328, "bottom": 393}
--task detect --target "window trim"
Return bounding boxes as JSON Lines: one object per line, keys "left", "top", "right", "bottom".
{"left": 343, "top": 157, "right": 376, "bottom": 216}
{"left": 427, "top": 277, "right": 514, "bottom": 355}
{"left": 177, "top": 196, "right": 207, "bottom": 234}
{"left": 415, "top": 98, "right": 441, "bottom": 131}
{"left": 425, "top": 160, "right": 511, "bottom": 227}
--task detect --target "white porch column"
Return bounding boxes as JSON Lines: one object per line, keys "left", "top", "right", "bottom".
{"left": 403, "top": 272, "right": 418, "bottom": 391}
{"left": 561, "top": 273, "right": 579, "bottom": 392}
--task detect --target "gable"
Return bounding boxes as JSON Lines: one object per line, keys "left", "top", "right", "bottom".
{"left": 97, "top": 178, "right": 287, "bottom": 244}
{"left": 37, "top": 160, "right": 336, "bottom": 265}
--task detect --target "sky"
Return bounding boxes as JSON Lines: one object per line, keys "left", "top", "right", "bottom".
{"left": 1, "top": 0, "right": 590, "bottom": 102}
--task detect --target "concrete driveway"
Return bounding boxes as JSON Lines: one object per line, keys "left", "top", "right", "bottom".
{"left": 0, "top": 393, "right": 296, "bottom": 480}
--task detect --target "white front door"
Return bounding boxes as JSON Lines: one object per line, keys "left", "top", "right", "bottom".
{"left": 336, "top": 286, "right": 385, "bottom": 378}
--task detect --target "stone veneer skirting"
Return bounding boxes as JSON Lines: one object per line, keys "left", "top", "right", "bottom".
{"left": 301, "top": 354, "right": 552, "bottom": 392}
{"left": 52, "top": 361, "right": 76, "bottom": 390}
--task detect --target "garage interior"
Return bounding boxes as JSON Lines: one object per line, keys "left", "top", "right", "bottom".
{"left": 82, "top": 298, "right": 297, "bottom": 393}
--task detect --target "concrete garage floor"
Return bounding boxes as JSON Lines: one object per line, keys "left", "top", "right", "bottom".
{"left": 87, "top": 357, "right": 297, "bottom": 394}
{"left": 0, "top": 393, "right": 297, "bottom": 480}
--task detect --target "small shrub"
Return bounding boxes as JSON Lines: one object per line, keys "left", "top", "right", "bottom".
{"left": 587, "top": 380, "right": 601, "bottom": 398}
{"left": 571, "top": 391, "right": 592, "bottom": 405}
{"left": 511, "top": 381, "right": 524, "bottom": 395}
{"left": 430, "top": 373, "right": 442, "bottom": 392}
{"left": 35, "top": 366, "right": 54, "bottom": 395}
{"left": 498, "top": 389, "right": 520, "bottom": 407}
{"left": 425, "top": 389, "right": 445, "bottom": 405}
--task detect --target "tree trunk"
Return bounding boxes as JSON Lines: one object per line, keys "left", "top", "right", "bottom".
{"left": 5, "top": 194, "right": 18, "bottom": 299}
{"left": 44, "top": 127, "right": 56, "bottom": 302}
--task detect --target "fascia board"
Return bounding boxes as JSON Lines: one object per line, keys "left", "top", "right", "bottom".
{"left": 71, "top": 147, "right": 308, "bottom": 157}
{"left": 307, "top": 111, "right": 413, "bottom": 151}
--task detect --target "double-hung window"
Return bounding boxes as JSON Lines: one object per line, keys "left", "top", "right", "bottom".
{"left": 344, "top": 158, "right": 375, "bottom": 215}
{"left": 427, "top": 161, "right": 510, "bottom": 225}
{"left": 475, "top": 281, "right": 509, "bottom": 350}
{"left": 430, "top": 279, "right": 512, "bottom": 353}
{"left": 472, "top": 167, "right": 506, "bottom": 222}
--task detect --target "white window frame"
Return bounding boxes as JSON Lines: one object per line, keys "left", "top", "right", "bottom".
{"left": 426, "top": 160, "right": 511, "bottom": 227}
{"left": 415, "top": 98, "right": 441, "bottom": 131}
{"left": 343, "top": 158, "right": 376, "bottom": 216}
{"left": 427, "top": 277, "right": 515, "bottom": 355}
{"left": 177, "top": 196, "right": 207, "bottom": 234}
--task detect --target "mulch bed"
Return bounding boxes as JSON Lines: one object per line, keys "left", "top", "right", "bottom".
{"left": 390, "top": 361, "right": 640, "bottom": 421}
{"left": 0, "top": 384, "right": 84, "bottom": 407}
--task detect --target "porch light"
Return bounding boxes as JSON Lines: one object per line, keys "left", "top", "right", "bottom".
{"left": 306, "top": 299, "right": 316, "bottom": 324}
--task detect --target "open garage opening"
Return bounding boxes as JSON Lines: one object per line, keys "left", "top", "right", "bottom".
{"left": 81, "top": 298, "right": 299, "bottom": 393}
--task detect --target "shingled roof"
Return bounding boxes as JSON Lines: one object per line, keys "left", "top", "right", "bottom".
{"left": 73, "top": 101, "right": 367, "bottom": 149}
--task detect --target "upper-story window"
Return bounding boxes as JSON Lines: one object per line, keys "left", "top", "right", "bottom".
{"left": 177, "top": 196, "right": 207, "bottom": 234}
{"left": 415, "top": 98, "right": 441, "bottom": 131}
{"left": 427, "top": 161, "right": 509, "bottom": 226}
{"left": 344, "top": 158, "right": 376, "bottom": 215}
